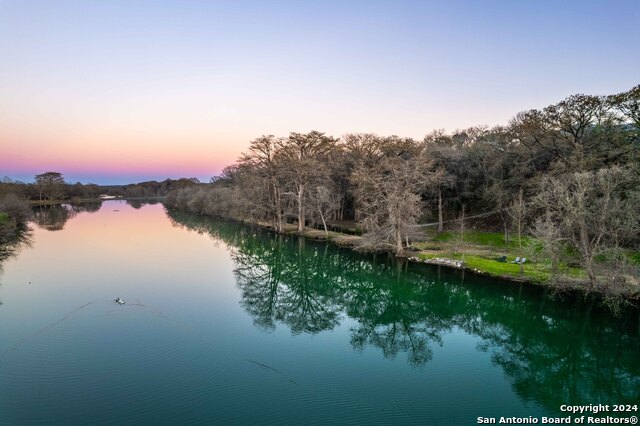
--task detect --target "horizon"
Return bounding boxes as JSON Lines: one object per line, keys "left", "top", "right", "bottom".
{"left": 3, "top": 171, "right": 209, "bottom": 186}
{"left": 2, "top": 174, "right": 203, "bottom": 186}
{"left": 2, "top": 0, "right": 639, "bottom": 184}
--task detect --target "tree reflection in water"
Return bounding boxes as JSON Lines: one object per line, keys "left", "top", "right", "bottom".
{"left": 224, "top": 228, "right": 341, "bottom": 334}
{"left": 0, "top": 227, "right": 32, "bottom": 264}
{"left": 32, "top": 205, "right": 77, "bottom": 231}
{"left": 127, "top": 199, "right": 160, "bottom": 209}
{"left": 167, "top": 210, "right": 640, "bottom": 411}
{"left": 71, "top": 200, "right": 103, "bottom": 213}
{"left": 0, "top": 226, "right": 33, "bottom": 305}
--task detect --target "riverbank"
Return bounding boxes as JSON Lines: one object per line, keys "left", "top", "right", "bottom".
{"left": 0, "top": 212, "right": 11, "bottom": 242}
{"left": 239, "top": 219, "right": 640, "bottom": 301}
{"left": 0, "top": 215, "right": 29, "bottom": 262}
{"left": 0, "top": 197, "right": 31, "bottom": 247}
{"left": 29, "top": 198, "right": 102, "bottom": 207}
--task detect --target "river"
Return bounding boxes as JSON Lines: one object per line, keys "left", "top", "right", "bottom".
{"left": 0, "top": 200, "right": 638, "bottom": 424}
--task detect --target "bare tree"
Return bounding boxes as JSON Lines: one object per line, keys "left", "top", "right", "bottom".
{"left": 343, "top": 133, "right": 385, "bottom": 222}
{"left": 310, "top": 185, "right": 341, "bottom": 237}
{"left": 423, "top": 131, "right": 462, "bottom": 233}
{"left": 507, "top": 188, "right": 527, "bottom": 247}
{"left": 0, "top": 194, "right": 31, "bottom": 224}
{"left": 458, "top": 204, "right": 466, "bottom": 262}
{"left": 531, "top": 212, "right": 564, "bottom": 279}
{"left": 278, "top": 131, "right": 338, "bottom": 232}
{"left": 534, "top": 166, "right": 638, "bottom": 290}
{"left": 352, "top": 138, "right": 439, "bottom": 256}
{"left": 238, "top": 135, "right": 287, "bottom": 232}
{"left": 486, "top": 182, "right": 513, "bottom": 244}
{"left": 221, "top": 163, "right": 277, "bottom": 225}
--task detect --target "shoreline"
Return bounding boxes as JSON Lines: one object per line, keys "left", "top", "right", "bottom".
{"left": 29, "top": 196, "right": 166, "bottom": 207}
{"left": 217, "top": 216, "right": 640, "bottom": 303}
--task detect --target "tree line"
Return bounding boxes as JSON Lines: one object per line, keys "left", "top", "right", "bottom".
{"left": 0, "top": 173, "right": 201, "bottom": 203}
{"left": 165, "top": 85, "right": 640, "bottom": 292}
{"left": 0, "top": 172, "right": 201, "bottom": 244}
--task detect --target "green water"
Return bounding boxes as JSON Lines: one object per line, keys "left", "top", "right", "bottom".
{"left": 0, "top": 201, "right": 638, "bottom": 425}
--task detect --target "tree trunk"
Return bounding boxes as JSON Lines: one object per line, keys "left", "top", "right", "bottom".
{"left": 274, "top": 185, "right": 283, "bottom": 232}
{"left": 297, "top": 185, "right": 305, "bottom": 232}
{"left": 459, "top": 205, "right": 466, "bottom": 262}
{"left": 319, "top": 210, "right": 328, "bottom": 237}
{"left": 585, "top": 261, "right": 597, "bottom": 289}
{"left": 502, "top": 214, "right": 509, "bottom": 244}
{"left": 579, "top": 225, "right": 596, "bottom": 289}
{"left": 437, "top": 188, "right": 444, "bottom": 233}
{"left": 276, "top": 211, "right": 283, "bottom": 233}
{"left": 516, "top": 188, "right": 524, "bottom": 247}
{"left": 395, "top": 226, "right": 404, "bottom": 256}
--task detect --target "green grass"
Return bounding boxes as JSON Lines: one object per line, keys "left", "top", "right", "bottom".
{"left": 626, "top": 251, "right": 640, "bottom": 266}
{"left": 433, "top": 230, "right": 537, "bottom": 250}
{"left": 411, "top": 241, "right": 443, "bottom": 251}
{"left": 416, "top": 249, "right": 586, "bottom": 283}
{"left": 418, "top": 252, "right": 548, "bottom": 282}
{"left": 0, "top": 212, "right": 9, "bottom": 224}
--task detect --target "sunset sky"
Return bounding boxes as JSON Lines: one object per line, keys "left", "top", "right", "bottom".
{"left": 1, "top": 0, "right": 638, "bottom": 184}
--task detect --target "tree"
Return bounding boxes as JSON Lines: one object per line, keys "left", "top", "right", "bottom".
{"left": 343, "top": 133, "right": 385, "bottom": 221}
{"left": 608, "top": 85, "right": 640, "bottom": 167}
{"left": 310, "top": 185, "right": 341, "bottom": 237}
{"left": 431, "top": 169, "right": 455, "bottom": 233}
{"left": 534, "top": 166, "right": 638, "bottom": 290}
{"left": 278, "top": 131, "right": 338, "bottom": 232}
{"left": 238, "top": 135, "right": 287, "bottom": 232}
{"left": 352, "top": 137, "right": 439, "bottom": 256}
{"left": 457, "top": 204, "right": 466, "bottom": 262}
{"left": 543, "top": 94, "right": 606, "bottom": 170}
{"left": 506, "top": 188, "right": 527, "bottom": 248}
{"left": 0, "top": 194, "right": 31, "bottom": 224}
{"left": 220, "top": 162, "right": 273, "bottom": 223}
{"left": 486, "top": 182, "right": 512, "bottom": 244}
{"left": 424, "top": 130, "right": 459, "bottom": 233}
{"left": 609, "top": 85, "right": 640, "bottom": 130}
{"left": 34, "top": 172, "right": 65, "bottom": 202}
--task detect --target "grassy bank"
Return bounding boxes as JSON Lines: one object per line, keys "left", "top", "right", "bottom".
{"left": 410, "top": 230, "right": 585, "bottom": 283}
{"left": 416, "top": 230, "right": 639, "bottom": 286}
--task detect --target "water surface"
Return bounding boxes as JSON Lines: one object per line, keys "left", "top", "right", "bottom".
{"left": 0, "top": 201, "right": 638, "bottom": 424}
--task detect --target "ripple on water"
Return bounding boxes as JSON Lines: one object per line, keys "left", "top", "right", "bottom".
{"left": 0, "top": 299, "right": 244, "bottom": 424}
{"left": 0, "top": 298, "right": 435, "bottom": 424}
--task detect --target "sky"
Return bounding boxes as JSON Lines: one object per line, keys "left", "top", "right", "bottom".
{"left": 1, "top": 0, "right": 638, "bottom": 184}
